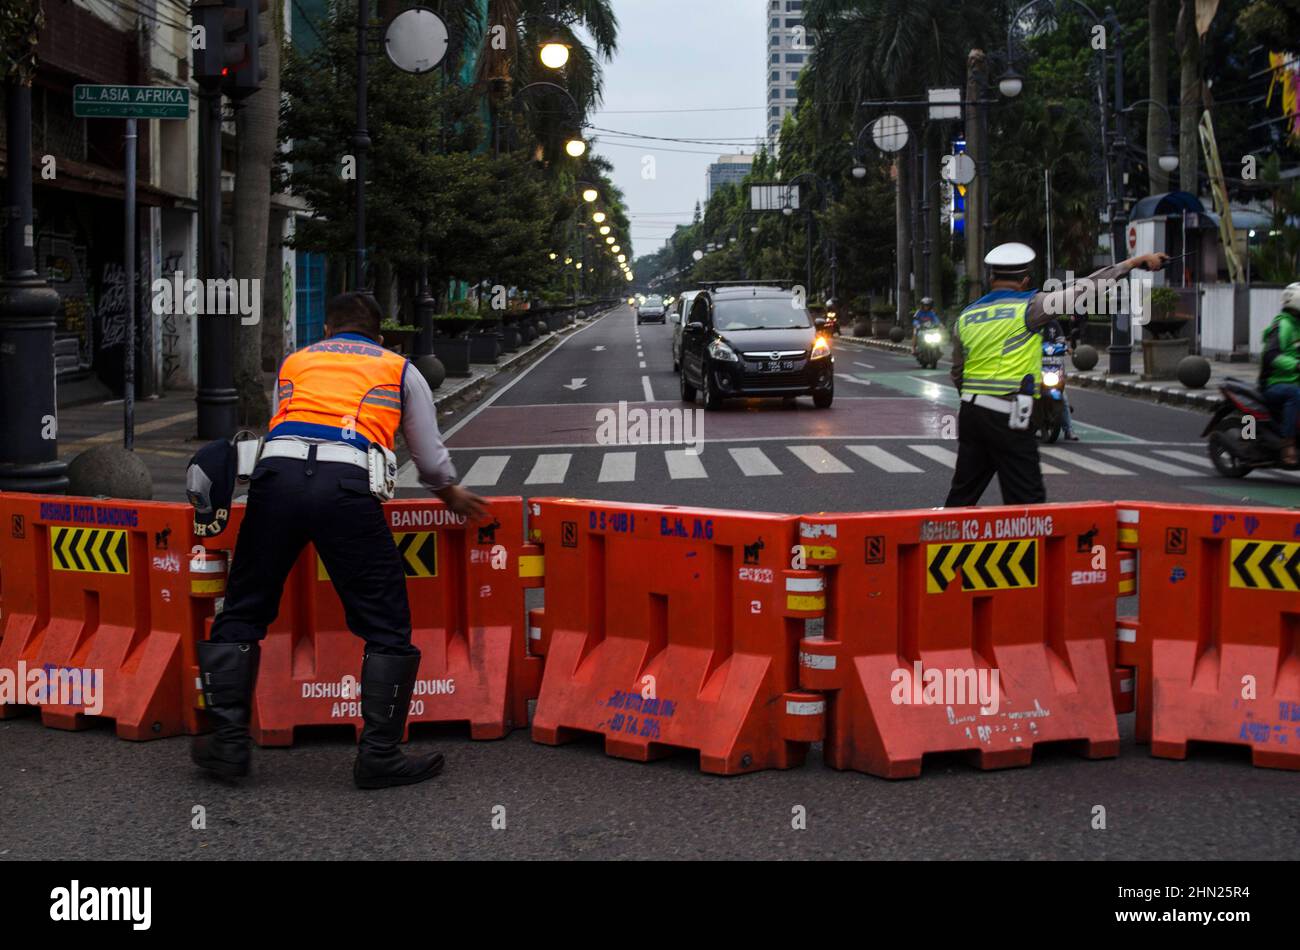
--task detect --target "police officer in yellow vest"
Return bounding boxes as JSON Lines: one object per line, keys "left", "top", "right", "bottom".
{"left": 191, "top": 293, "right": 488, "bottom": 789}
{"left": 945, "top": 243, "right": 1168, "bottom": 507}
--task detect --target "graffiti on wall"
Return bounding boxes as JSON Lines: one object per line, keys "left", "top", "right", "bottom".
{"left": 160, "top": 250, "right": 184, "bottom": 388}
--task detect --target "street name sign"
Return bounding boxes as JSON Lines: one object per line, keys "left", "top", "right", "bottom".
{"left": 73, "top": 85, "right": 190, "bottom": 120}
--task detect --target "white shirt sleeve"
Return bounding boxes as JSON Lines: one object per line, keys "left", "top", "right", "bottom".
{"left": 399, "top": 362, "right": 458, "bottom": 492}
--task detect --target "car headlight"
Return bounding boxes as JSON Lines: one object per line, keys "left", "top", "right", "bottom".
{"left": 810, "top": 335, "right": 831, "bottom": 359}
{"left": 708, "top": 339, "right": 739, "bottom": 362}
{"left": 1042, "top": 371, "right": 1062, "bottom": 387}
{"left": 923, "top": 331, "right": 942, "bottom": 344}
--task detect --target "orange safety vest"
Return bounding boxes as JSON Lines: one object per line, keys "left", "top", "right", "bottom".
{"left": 267, "top": 332, "right": 406, "bottom": 450}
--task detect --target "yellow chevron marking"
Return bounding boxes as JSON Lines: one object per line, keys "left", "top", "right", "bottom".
{"left": 926, "top": 539, "right": 1038, "bottom": 593}
{"left": 318, "top": 532, "right": 438, "bottom": 580}
{"left": 50, "top": 526, "right": 129, "bottom": 574}
{"left": 1229, "top": 539, "right": 1300, "bottom": 592}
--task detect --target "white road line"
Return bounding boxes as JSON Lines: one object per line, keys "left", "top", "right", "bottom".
{"left": 524, "top": 453, "right": 572, "bottom": 485}
{"left": 1098, "top": 448, "right": 1202, "bottom": 477}
{"left": 909, "top": 445, "right": 958, "bottom": 468}
{"left": 729, "top": 447, "right": 782, "bottom": 476}
{"left": 598, "top": 452, "right": 637, "bottom": 482}
{"left": 836, "top": 373, "right": 872, "bottom": 385}
{"left": 854, "top": 361, "right": 875, "bottom": 369}
{"left": 788, "top": 445, "right": 853, "bottom": 474}
{"left": 1153, "top": 449, "right": 1212, "bottom": 468}
{"left": 460, "top": 455, "right": 510, "bottom": 487}
{"left": 1040, "top": 446, "right": 1136, "bottom": 475}
{"left": 639, "top": 361, "right": 646, "bottom": 368}
{"left": 642, "top": 376, "right": 655, "bottom": 402}
{"left": 665, "top": 449, "right": 707, "bottom": 479}
{"left": 846, "top": 445, "right": 922, "bottom": 473}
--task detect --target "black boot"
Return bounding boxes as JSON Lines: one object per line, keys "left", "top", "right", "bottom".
{"left": 354, "top": 652, "right": 444, "bottom": 790}
{"left": 192, "top": 641, "right": 259, "bottom": 778}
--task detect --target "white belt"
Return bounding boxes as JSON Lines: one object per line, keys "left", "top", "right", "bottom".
{"left": 961, "top": 393, "right": 1014, "bottom": 413}
{"left": 261, "top": 440, "right": 369, "bottom": 469}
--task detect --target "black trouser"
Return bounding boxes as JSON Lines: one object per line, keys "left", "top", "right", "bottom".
{"left": 944, "top": 400, "right": 1047, "bottom": 507}
{"left": 211, "top": 451, "right": 416, "bottom": 656}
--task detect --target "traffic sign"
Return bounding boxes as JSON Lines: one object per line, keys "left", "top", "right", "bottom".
{"left": 871, "top": 114, "right": 909, "bottom": 153}
{"left": 73, "top": 85, "right": 189, "bottom": 120}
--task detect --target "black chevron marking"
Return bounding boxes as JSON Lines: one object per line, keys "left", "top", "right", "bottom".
{"left": 1233, "top": 542, "right": 1259, "bottom": 588}
{"left": 1260, "top": 543, "right": 1285, "bottom": 589}
{"left": 416, "top": 535, "right": 437, "bottom": 575}
{"left": 996, "top": 542, "right": 1016, "bottom": 585}
{"left": 1019, "top": 541, "right": 1037, "bottom": 585}
{"left": 950, "top": 544, "right": 973, "bottom": 589}
{"left": 67, "top": 528, "right": 85, "bottom": 571}
{"left": 929, "top": 546, "right": 952, "bottom": 590}
{"left": 52, "top": 528, "right": 70, "bottom": 569}
{"left": 1287, "top": 547, "right": 1300, "bottom": 588}
{"left": 112, "top": 531, "right": 127, "bottom": 572}
{"left": 973, "top": 544, "right": 996, "bottom": 589}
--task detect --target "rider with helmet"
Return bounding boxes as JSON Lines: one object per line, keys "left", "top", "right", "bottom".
{"left": 912, "top": 297, "right": 940, "bottom": 351}
{"left": 1261, "top": 282, "right": 1300, "bottom": 467}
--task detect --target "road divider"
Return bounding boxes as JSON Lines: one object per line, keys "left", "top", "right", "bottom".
{"left": 1116, "top": 502, "right": 1300, "bottom": 770}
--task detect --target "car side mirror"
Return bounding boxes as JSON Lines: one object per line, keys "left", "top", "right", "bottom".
{"left": 686, "top": 321, "right": 705, "bottom": 334}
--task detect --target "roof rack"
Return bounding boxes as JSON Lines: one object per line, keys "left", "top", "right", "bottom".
{"left": 697, "top": 280, "right": 791, "bottom": 291}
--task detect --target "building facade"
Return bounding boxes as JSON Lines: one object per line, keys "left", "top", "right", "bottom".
{"left": 766, "top": 0, "right": 810, "bottom": 144}
{"left": 706, "top": 153, "right": 755, "bottom": 201}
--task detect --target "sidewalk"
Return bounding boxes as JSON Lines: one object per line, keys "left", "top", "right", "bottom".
{"left": 840, "top": 334, "right": 1243, "bottom": 411}
{"left": 55, "top": 313, "right": 607, "bottom": 502}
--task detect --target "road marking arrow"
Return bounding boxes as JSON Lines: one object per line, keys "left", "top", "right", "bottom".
{"left": 563, "top": 378, "right": 587, "bottom": 391}
{"left": 591, "top": 345, "right": 606, "bottom": 352}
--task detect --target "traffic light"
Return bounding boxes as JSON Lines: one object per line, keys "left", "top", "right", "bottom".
{"left": 190, "top": 0, "right": 268, "bottom": 98}
{"left": 222, "top": 0, "right": 270, "bottom": 100}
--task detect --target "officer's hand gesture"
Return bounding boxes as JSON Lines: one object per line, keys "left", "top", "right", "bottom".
{"left": 1133, "top": 252, "right": 1170, "bottom": 272}
{"left": 436, "top": 484, "right": 491, "bottom": 522}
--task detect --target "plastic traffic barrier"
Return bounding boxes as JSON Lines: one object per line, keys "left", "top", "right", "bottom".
{"left": 0, "top": 493, "right": 215, "bottom": 739}
{"left": 1116, "top": 502, "right": 1300, "bottom": 769}
{"left": 199, "top": 497, "right": 542, "bottom": 746}
{"left": 527, "top": 498, "right": 823, "bottom": 774}
{"left": 795, "top": 504, "right": 1121, "bottom": 778}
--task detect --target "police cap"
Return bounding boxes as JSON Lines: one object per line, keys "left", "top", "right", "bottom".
{"left": 984, "top": 242, "right": 1037, "bottom": 280}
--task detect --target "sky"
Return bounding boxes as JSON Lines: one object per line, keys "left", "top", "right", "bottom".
{"left": 585, "top": 0, "right": 769, "bottom": 264}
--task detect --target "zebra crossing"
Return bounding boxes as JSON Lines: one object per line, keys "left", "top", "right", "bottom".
{"left": 439, "top": 441, "right": 1277, "bottom": 488}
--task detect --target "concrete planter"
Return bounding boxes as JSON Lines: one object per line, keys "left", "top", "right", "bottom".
{"left": 546, "top": 312, "right": 568, "bottom": 333}
{"left": 432, "top": 338, "right": 472, "bottom": 377}
{"left": 469, "top": 334, "right": 500, "bottom": 364}
{"left": 499, "top": 325, "right": 521, "bottom": 353}
{"left": 871, "top": 317, "right": 893, "bottom": 338}
{"left": 1140, "top": 337, "right": 1191, "bottom": 381}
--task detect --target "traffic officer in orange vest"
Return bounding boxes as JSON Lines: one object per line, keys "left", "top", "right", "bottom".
{"left": 945, "top": 243, "right": 1168, "bottom": 507}
{"left": 192, "top": 292, "right": 487, "bottom": 789}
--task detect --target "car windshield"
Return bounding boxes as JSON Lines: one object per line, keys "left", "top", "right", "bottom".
{"left": 714, "top": 297, "right": 811, "bottom": 331}
{"left": 644, "top": 296, "right": 663, "bottom": 307}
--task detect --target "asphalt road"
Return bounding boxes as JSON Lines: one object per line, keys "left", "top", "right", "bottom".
{"left": 3, "top": 305, "right": 1297, "bottom": 861}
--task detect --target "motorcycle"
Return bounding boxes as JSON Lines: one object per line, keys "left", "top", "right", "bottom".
{"left": 1033, "top": 339, "right": 1068, "bottom": 443}
{"left": 1202, "top": 379, "right": 1296, "bottom": 477}
{"left": 915, "top": 325, "right": 944, "bottom": 369}
{"left": 822, "top": 307, "right": 841, "bottom": 336}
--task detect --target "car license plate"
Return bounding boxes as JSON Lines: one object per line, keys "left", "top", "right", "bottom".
{"left": 762, "top": 360, "right": 795, "bottom": 372}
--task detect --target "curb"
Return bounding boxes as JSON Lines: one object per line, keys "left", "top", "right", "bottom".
{"left": 836, "top": 334, "right": 1225, "bottom": 414}
{"left": 1064, "top": 371, "right": 1223, "bottom": 414}
{"left": 431, "top": 308, "right": 617, "bottom": 417}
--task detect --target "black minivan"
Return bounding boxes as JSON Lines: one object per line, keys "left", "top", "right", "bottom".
{"left": 679, "top": 284, "right": 834, "bottom": 410}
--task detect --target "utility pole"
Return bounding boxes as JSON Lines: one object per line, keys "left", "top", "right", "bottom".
{"left": 1107, "top": 9, "right": 1133, "bottom": 374}
{"left": 355, "top": 0, "right": 371, "bottom": 291}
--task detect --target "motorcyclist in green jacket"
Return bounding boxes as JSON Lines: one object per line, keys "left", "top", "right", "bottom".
{"left": 1261, "top": 282, "right": 1300, "bottom": 467}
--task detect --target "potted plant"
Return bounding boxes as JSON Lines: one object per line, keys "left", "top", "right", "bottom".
{"left": 380, "top": 321, "right": 419, "bottom": 356}
{"left": 870, "top": 304, "right": 894, "bottom": 339}
{"left": 1139, "top": 286, "right": 1191, "bottom": 380}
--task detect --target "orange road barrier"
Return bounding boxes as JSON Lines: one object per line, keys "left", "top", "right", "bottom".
{"left": 795, "top": 504, "right": 1121, "bottom": 778}
{"left": 199, "top": 498, "right": 542, "bottom": 746}
{"left": 0, "top": 493, "right": 211, "bottom": 739}
{"left": 1116, "top": 502, "right": 1300, "bottom": 769}
{"left": 527, "top": 498, "right": 821, "bottom": 774}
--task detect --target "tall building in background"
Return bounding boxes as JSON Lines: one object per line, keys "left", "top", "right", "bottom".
{"left": 766, "top": 0, "right": 810, "bottom": 144}
{"left": 706, "top": 154, "right": 755, "bottom": 200}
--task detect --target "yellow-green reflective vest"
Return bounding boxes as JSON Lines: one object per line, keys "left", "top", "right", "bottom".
{"left": 956, "top": 294, "right": 1042, "bottom": 397}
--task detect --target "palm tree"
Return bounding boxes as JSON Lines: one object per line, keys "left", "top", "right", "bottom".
{"left": 476, "top": 0, "right": 618, "bottom": 161}
{"left": 804, "top": 0, "right": 1000, "bottom": 317}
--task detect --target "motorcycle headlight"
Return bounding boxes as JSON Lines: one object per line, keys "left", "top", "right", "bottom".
{"left": 708, "top": 339, "right": 739, "bottom": 362}
{"left": 1042, "top": 371, "right": 1062, "bottom": 387}
{"left": 923, "top": 331, "right": 942, "bottom": 344}
{"left": 810, "top": 335, "right": 831, "bottom": 359}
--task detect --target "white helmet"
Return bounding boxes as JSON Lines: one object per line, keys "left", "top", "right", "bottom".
{"left": 1282, "top": 282, "right": 1300, "bottom": 315}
